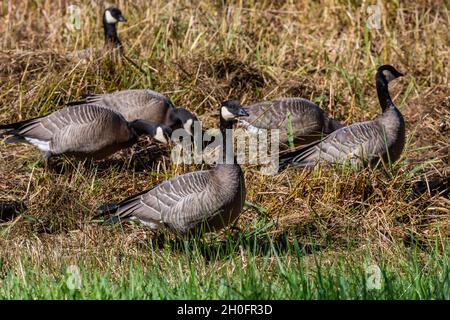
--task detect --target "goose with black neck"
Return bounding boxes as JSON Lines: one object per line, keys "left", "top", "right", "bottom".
{"left": 67, "top": 7, "right": 126, "bottom": 60}
{"left": 97, "top": 100, "right": 249, "bottom": 236}
{"left": 103, "top": 7, "right": 126, "bottom": 50}
{"left": 278, "top": 65, "right": 406, "bottom": 170}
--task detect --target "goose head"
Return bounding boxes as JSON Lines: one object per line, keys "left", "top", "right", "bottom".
{"left": 130, "top": 120, "right": 172, "bottom": 144}
{"left": 103, "top": 7, "right": 127, "bottom": 25}
{"left": 377, "top": 65, "right": 404, "bottom": 85}
{"left": 220, "top": 100, "right": 249, "bottom": 123}
{"left": 169, "top": 108, "right": 199, "bottom": 136}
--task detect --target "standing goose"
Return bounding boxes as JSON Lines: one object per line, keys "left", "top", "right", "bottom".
{"left": 278, "top": 65, "right": 405, "bottom": 170}
{"left": 67, "top": 7, "right": 126, "bottom": 60}
{"left": 239, "top": 97, "right": 343, "bottom": 147}
{"left": 97, "top": 100, "right": 249, "bottom": 236}
{"left": 71, "top": 89, "right": 198, "bottom": 135}
{"left": 0, "top": 104, "right": 171, "bottom": 160}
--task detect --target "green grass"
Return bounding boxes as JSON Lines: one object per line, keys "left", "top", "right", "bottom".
{"left": 1, "top": 237, "right": 448, "bottom": 299}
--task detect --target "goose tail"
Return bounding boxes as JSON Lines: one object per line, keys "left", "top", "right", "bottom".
{"left": 96, "top": 202, "right": 119, "bottom": 215}
{"left": 65, "top": 93, "right": 94, "bottom": 106}
{"left": 103, "top": 216, "right": 121, "bottom": 225}
{"left": 4, "top": 135, "right": 26, "bottom": 144}
{"left": 278, "top": 140, "right": 321, "bottom": 171}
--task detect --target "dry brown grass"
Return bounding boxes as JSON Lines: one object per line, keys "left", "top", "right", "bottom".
{"left": 0, "top": 0, "right": 448, "bottom": 273}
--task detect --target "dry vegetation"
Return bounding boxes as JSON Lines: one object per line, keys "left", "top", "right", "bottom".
{"left": 0, "top": 0, "right": 448, "bottom": 298}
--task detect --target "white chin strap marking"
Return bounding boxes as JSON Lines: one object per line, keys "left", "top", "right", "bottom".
{"left": 155, "top": 127, "right": 168, "bottom": 144}
{"left": 221, "top": 107, "right": 236, "bottom": 121}
{"left": 105, "top": 10, "right": 118, "bottom": 24}
{"left": 183, "top": 119, "right": 193, "bottom": 136}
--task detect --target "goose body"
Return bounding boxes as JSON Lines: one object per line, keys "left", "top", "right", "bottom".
{"left": 74, "top": 89, "right": 198, "bottom": 135}
{"left": 98, "top": 100, "right": 248, "bottom": 235}
{"left": 240, "top": 98, "right": 342, "bottom": 146}
{"left": 0, "top": 104, "right": 171, "bottom": 160}
{"left": 279, "top": 65, "right": 405, "bottom": 170}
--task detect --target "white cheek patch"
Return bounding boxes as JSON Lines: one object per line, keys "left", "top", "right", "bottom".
{"left": 183, "top": 119, "right": 193, "bottom": 135}
{"left": 382, "top": 70, "right": 395, "bottom": 82}
{"left": 105, "top": 10, "right": 118, "bottom": 24}
{"left": 221, "top": 107, "right": 236, "bottom": 121}
{"left": 25, "top": 137, "right": 51, "bottom": 152}
{"left": 155, "top": 127, "right": 168, "bottom": 144}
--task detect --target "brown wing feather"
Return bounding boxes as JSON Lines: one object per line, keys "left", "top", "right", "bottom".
{"left": 85, "top": 89, "right": 174, "bottom": 123}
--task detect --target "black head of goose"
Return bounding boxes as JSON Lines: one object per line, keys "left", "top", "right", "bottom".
{"left": 102, "top": 7, "right": 127, "bottom": 49}
{"left": 239, "top": 97, "right": 343, "bottom": 147}
{"left": 167, "top": 107, "right": 199, "bottom": 136}
{"left": 97, "top": 100, "right": 249, "bottom": 236}
{"left": 0, "top": 104, "right": 171, "bottom": 161}
{"left": 70, "top": 89, "right": 199, "bottom": 136}
{"left": 278, "top": 64, "right": 405, "bottom": 170}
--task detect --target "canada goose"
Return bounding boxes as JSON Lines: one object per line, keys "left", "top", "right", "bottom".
{"left": 97, "top": 100, "right": 249, "bottom": 236}
{"left": 239, "top": 97, "right": 342, "bottom": 147}
{"left": 279, "top": 65, "right": 405, "bottom": 170}
{"left": 67, "top": 7, "right": 126, "bottom": 59}
{"left": 71, "top": 89, "right": 198, "bottom": 135}
{"left": 0, "top": 104, "right": 171, "bottom": 160}
{"left": 102, "top": 7, "right": 127, "bottom": 49}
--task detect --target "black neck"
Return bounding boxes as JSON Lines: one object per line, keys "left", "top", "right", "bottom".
{"left": 169, "top": 108, "right": 182, "bottom": 124}
{"left": 219, "top": 116, "right": 235, "bottom": 164}
{"left": 130, "top": 120, "right": 156, "bottom": 137}
{"left": 376, "top": 73, "right": 395, "bottom": 112}
{"left": 103, "top": 20, "right": 121, "bottom": 48}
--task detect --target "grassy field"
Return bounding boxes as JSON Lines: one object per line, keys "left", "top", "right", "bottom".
{"left": 0, "top": 0, "right": 448, "bottom": 299}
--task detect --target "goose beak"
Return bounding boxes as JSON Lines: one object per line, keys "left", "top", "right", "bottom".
{"left": 118, "top": 15, "right": 127, "bottom": 22}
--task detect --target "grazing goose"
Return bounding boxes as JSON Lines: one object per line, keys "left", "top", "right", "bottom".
{"left": 239, "top": 97, "right": 342, "bottom": 147}
{"left": 97, "top": 100, "right": 249, "bottom": 236}
{"left": 278, "top": 65, "right": 405, "bottom": 170}
{"left": 71, "top": 89, "right": 198, "bottom": 135}
{"left": 0, "top": 104, "right": 171, "bottom": 160}
{"left": 67, "top": 7, "right": 126, "bottom": 59}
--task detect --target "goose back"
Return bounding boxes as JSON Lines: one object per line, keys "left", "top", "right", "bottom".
{"left": 84, "top": 89, "right": 174, "bottom": 124}
{"left": 110, "top": 164, "right": 245, "bottom": 235}
{"left": 2, "top": 105, "right": 136, "bottom": 160}
{"left": 281, "top": 120, "right": 393, "bottom": 168}
{"left": 241, "top": 98, "right": 342, "bottom": 146}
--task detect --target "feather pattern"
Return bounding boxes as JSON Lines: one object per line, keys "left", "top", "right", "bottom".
{"left": 99, "top": 100, "right": 247, "bottom": 235}
{"left": 240, "top": 97, "right": 342, "bottom": 146}
{"left": 108, "top": 165, "right": 244, "bottom": 235}
{"left": 83, "top": 89, "right": 174, "bottom": 124}
{"left": 1, "top": 104, "right": 137, "bottom": 160}
{"left": 279, "top": 65, "right": 405, "bottom": 169}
